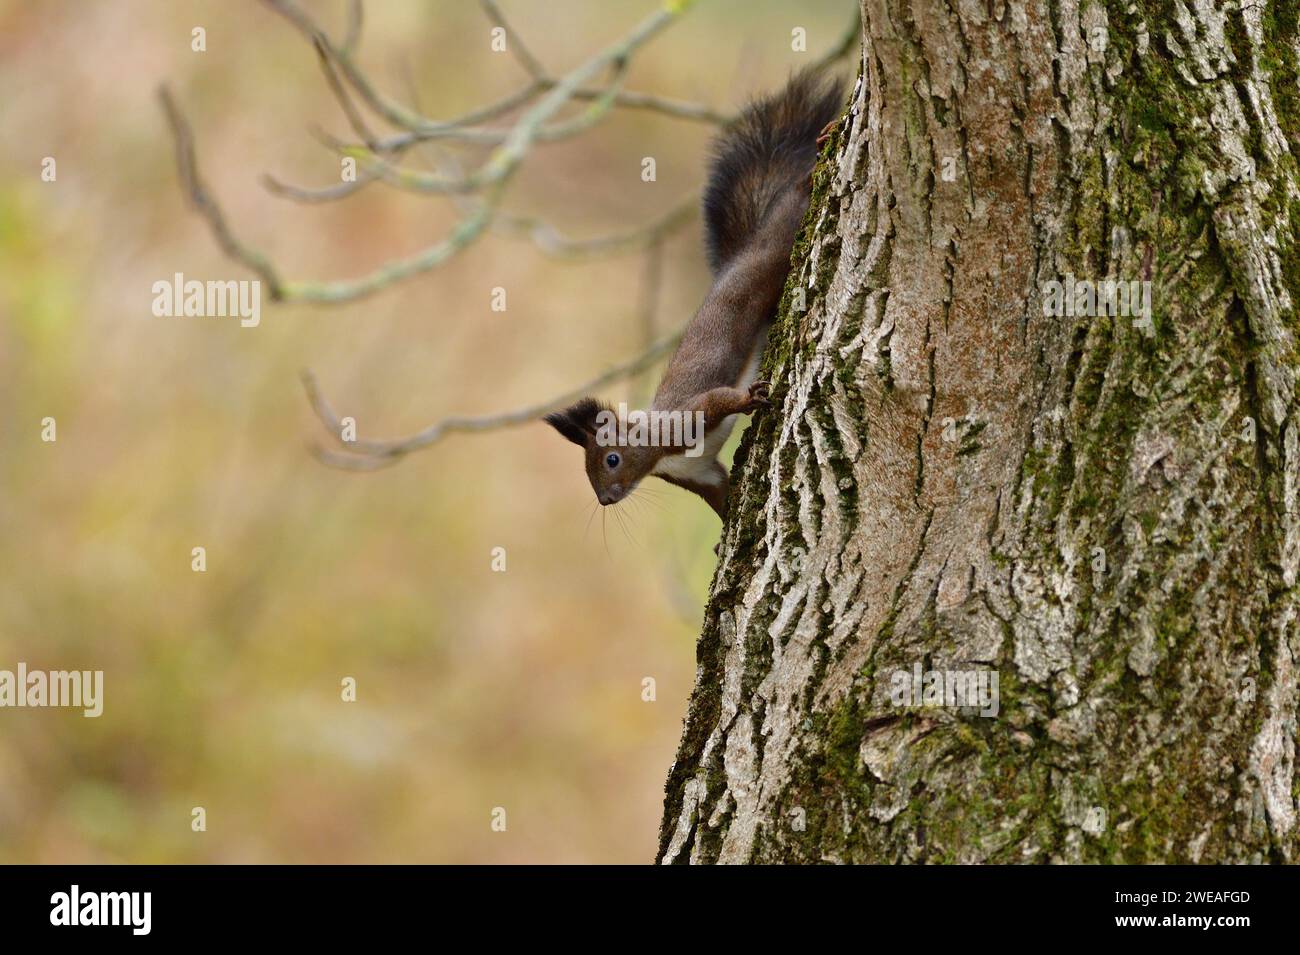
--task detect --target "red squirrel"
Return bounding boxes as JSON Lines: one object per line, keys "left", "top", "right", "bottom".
{"left": 546, "top": 70, "right": 843, "bottom": 522}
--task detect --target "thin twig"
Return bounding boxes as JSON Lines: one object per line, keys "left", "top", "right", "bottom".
{"left": 302, "top": 327, "right": 684, "bottom": 469}
{"left": 157, "top": 85, "right": 285, "bottom": 299}
{"left": 261, "top": 4, "right": 854, "bottom": 202}
{"left": 366, "top": 82, "right": 732, "bottom": 154}
{"left": 566, "top": 84, "right": 731, "bottom": 124}
{"left": 312, "top": 36, "right": 380, "bottom": 151}
{"left": 260, "top": 0, "right": 712, "bottom": 134}
{"left": 284, "top": 2, "right": 864, "bottom": 464}
{"left": 340, "top": 0, "right": 363, "bottom": 57}
{"left": 165, "top": 4, "right": 691, "bottom": 304}
{"left": 309, "top": 52, "right": 630, "bottom": 192}
{"left": 283, "top": 194, "right": 501, "bottom": 303}
{"left": 478, "top": 0, "right": 547, "bottom": 80}
{"left": 493, "top": 195, "right": 697, "bottom": 261}
{"left": 165, "top": 1, "right": 860, "bottom": 312}
{"left": 261, "top": 168, "right": 381, "bottom": 203}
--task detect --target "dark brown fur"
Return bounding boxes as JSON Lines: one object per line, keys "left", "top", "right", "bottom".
{"left": 546, "top": 70, "right": 844, "bottom": 520}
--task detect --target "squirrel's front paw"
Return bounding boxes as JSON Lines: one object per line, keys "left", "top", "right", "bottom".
{"left": 744, "top": 380, "right": 771, "bottom": 411}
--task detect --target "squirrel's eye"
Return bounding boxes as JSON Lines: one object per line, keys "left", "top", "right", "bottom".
{"left": 605, "top": 452, "right": 621, "bottom": 469}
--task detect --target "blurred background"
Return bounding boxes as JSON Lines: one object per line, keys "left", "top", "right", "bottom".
{"left": 0, "top": 0, "right": 853, "bottom": 863}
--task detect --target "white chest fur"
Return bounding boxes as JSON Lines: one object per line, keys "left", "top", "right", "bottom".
{"left": 650, "top": 349, "right": 761, "bottom": 486}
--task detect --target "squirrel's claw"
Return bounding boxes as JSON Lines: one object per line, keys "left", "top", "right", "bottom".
{"left": 746, "top": 380, "right": 771, "bottom": 410}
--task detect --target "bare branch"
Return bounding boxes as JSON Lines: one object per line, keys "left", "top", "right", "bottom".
{"left": 361, "top": 82, "right": 731, "bottom": 154}
{"left": 493, "top": 195, "right": 697, "bottom": 261}
{"left": 165, "top": 2, "right": 859, "bottom": 309}
{"left": 262, "top": 0, "right": 725, "bottom": 134}
{"left": 478, "top": 0, "right": 547, "bottom": 80}
{"left": 302, "top": 327, "right": 684, "bottom": 468}
{"left": 277, "top": 2, "right": 865, "bottom": 470}
{"left": 311, "top": 35, "right": 380, "bottom": 151}
{"left": 165, "top": 5, "right": 689, "bottom": 304}
{"left": 283, "top": 194, "right": 500, "bottom": 303}
{"left": 341, "top": 0, "right": 363, "bottom": 57}
{"left": 567, "top": 85, "right": 730, "bottom": 124}
{"left": 261, "top": 2, "right": 857, "bottom": 206}
{"left": 261, "top": 168, "right": 380, "bottom": 203}
{"left": 265, "top": 156, "right": 697, "bottom": 264}
{"left": 364, "top": 82, "right": 733, "bottom": 155}
{"left": 322, "top": 57, "right": 630, "bottom": 196}
{"left": 265, "top": 0, "right": 856, "bottom": 202}
{"left": 157, "top": 85, "right": 285, "bottom": 299}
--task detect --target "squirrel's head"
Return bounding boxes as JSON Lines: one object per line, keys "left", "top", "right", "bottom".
{"left": 545, "top": 397, "right": 663, "bottom": 507}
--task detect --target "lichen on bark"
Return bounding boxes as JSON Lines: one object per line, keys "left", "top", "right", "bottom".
{"left": 658, "top": 0, "right": 1299, "bottom": 864}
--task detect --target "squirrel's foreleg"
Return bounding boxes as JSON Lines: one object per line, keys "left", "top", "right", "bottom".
{"left": 684, "top": 380, "right": 771, "bottom": 433}
{"left": 652, "top": 380, "right": 770, "bottom": 521}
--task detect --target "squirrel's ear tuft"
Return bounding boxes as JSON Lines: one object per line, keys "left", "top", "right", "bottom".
{"left": 544, "top": 397, "right": 604, "bottom": 447}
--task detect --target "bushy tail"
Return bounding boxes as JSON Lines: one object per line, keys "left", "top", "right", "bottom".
{"left": 701, "top": 69, "right": 844, "bottom": 273}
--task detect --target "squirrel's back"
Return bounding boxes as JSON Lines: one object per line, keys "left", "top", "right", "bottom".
{"left": 701, "top": 69, "right": 844, "bottom": 274}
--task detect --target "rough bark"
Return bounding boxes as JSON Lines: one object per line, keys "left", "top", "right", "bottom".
{"left": 658, "top": 0, "right": 1299, "bottom": 864}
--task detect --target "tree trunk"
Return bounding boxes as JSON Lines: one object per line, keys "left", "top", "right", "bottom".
{"left": 658, "top": 0, "right": 1298, "bottom": 864}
